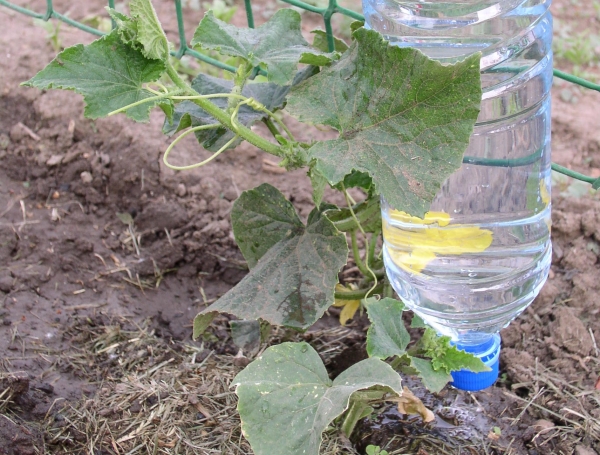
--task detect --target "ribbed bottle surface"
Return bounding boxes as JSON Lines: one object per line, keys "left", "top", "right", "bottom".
{"left": 366, "top": 0, "right": 553, "bottom": 345}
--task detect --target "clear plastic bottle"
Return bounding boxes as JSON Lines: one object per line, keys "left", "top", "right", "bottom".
{"left": 364, "top": 0, "right": 553, "bottom": 390}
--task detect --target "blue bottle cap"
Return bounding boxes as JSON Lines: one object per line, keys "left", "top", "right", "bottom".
{"left": 450, "top": 334, "right": 501, "bottom": 392}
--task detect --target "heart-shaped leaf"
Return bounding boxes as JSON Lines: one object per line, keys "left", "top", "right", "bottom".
{"left": 232, "top": 342, "right": 403, "bottom": 455}
{"left": 286, "top": 27, "right": 481, "bottom": 217}
{"left": 23, "top": 31, "right": 166, "bottom": 122}
{"left": 193, "top": 184, "right": 347, "bottom": 334}
{"left": 365, "top": 297, "right": 410, "bottom": 359}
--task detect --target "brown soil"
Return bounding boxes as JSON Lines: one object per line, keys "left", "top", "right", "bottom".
{"left": 0, "top": 1, "right": 599, "bottom": 454}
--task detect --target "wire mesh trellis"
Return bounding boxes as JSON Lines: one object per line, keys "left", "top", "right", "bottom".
{"left": 1, "top": 0, "right": 600, "bottom": 186}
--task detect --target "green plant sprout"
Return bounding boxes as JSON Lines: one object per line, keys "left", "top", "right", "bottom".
{"left": 22, "top": 1, "right": 489, "bottom": 454}
{"left": 366, "top": 445, "right": 389, "bottom": 455}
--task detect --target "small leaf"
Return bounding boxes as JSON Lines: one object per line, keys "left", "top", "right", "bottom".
{"left": 410, "top": 314, "right": 427, "bottom": 328}
{"left": 195, "top": 184, "right": 348, "bottom": 330}
{"left": 230, "top": 320, "right": 261, "bottom": 356}
{"left": 116, "top": 212, "right": 134, "bottom": 225}
{"left": 23, "top": 31, "right": 166, "bottom": 122}
{"left": 232, "top": 342, "right": 402, "bottom": 455}
{"left": 324, "top": 196, "right": 382, "bottom": 233}
{"left": 107, "top": 9, "right": 140, "bottom": 49}
{"left": 389, "top": 386, "right": 435, "bottom": 422}
{"left": 409, "top": 356, "right": 452, "bottom": 393}
{"left": 286, "top": 27, "right": 481, "bottom": 217}
{"left": 193, "top": 311, "right": 217, "bottom": 339}
{"left": 365, "top": 297, "right": 410, "bottom": 359}
{"left": 309, "top": 167, "right": 328, "bottom": 206}
{"left": 191, "top": 9, "right": 330, "bottom": 84}
{"left": 129, "top": 0, "right": 170, "bottom": 60}
{"left": 312, "top": 29, "right": 348, "bottom": 53}
{"left": 419, "top": 328, "right": 491, "bottom": 375}
{"left": 333, "top": 170, "right": 373, "bottom": 194}
{"left": 350, "top": 20, "right": 364, "bottom": 34}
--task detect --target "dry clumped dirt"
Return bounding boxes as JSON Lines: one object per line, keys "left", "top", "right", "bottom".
{"left": 0, "top": 0, "right": 599, "bottom": 454}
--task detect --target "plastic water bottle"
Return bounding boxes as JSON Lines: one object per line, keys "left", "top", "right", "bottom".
{"left": 365, "top": 0, "right": 553, "bottom": 390}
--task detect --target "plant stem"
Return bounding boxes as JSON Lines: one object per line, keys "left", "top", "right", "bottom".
{"left": 334, "top": 282, "right": 384, "bottom": 300}
{"left": 228, "top": 62, "right": 253, "bottom": 111}
{"left": 368, "top": 229, "right": 380, "bottom": 265}
{"left": 383, "top": 280, "right": 393, "bottom": 298}
{"left": 263, "top": 117, "right": 283, "bottom": 142}
{"left": 163, "top": 124, "right": 239, "bottom": 171}
{"left": 107, "top": 92, "right": 178, "bottom": 116}
{"left": 350, "top": 230, "right": 370, "bottom": 277}
{"left": 165, "top": 63, "right": 282, "bottom": 157}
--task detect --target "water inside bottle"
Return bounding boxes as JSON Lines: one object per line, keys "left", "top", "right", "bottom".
{"left": 366, "top": 0, "right": 553, "bottom": 344}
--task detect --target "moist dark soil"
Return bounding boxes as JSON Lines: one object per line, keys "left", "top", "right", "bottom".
{"left": 0, "top": 1, "right": 599, "bottom": 454}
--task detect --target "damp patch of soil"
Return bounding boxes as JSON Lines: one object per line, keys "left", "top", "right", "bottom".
{"left": 0, "top": 0, "right": 599, "bottom": 454}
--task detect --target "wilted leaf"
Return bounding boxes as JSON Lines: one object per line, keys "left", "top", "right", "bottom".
{"left": 232, "top": 342, "right": 402, "bottom": 455}
{"left": 333, "top": 283, "right": 361, "bottom": 326}
{"left": 389, "top": 386, "right": 435, "bottom": 422}
{"left": 287, "top": 27, "right": 481, "bottom": 217}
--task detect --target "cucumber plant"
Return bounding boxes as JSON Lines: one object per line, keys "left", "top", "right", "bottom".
{"left": 23, "top": 1, "right": 489, "bottom": 453}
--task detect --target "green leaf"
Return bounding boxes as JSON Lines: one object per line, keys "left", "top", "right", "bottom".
{"left": 333, "top": 170, "right": 374, "bottom": 195}
{"left": 196, "top": 184, "right": 347, "bottom": 330}
{"left": 232, "top": 342, "right": 402, "bottom": 455}
{"left": 309, "top": 167, "right": 328, "bottom": 206}
{"left": 365, "top": 297, "right": 410, "bottom": 359}
{"left": 23, "top": 31, "right": 166, "bottom": 122}
{"left": 107, "top": 9, "right": 140, "bottom": 49}
{"left": 312, "top": 29, "right": 348, "bottom": 53}
{"left": 410, "top": 314, "right": 427, "bottom": 328}
{"left": 419, "top": 328, "right": 490, "bottom": 375}
{"left": 129, "top": 0, "right": 170, "bottom": 60}
{"left": 191, "top": 9, "right": 330, "bottom": 84}
{"left": 231, "top": 320, "right": 261, "bottom": 355}
{"left": 409, "top": 357, "right": 452, "bottom": 393}
{"left": 324, "top": 196, "right": 381, "bottom": 233}
{"left": 163, "top": 67, "right": 317, "bottom": 151}
{"left": 350, "top": 20, "right": 364, "bottom": 34}
{"left": 286, "top": 27, "right": 481, "bottom": 217}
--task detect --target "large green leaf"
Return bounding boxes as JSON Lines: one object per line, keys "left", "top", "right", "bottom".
{"left": 129, "top": 0, "right": 170, "bottom": 60}
{"left": 163, "top": 67, "right": 317, "bottom": 151}
{"left": 365, "top": 297, "right": 410, "bottom": 359}
{"left": 191, "top": 9, "right": 330, "bottom": 84}
{"left": 232, "top": 342, "right": 402, "bottom": 455}
{"left": 23, "top": 31, "right": 166, "bottom": 122}
{"left": 286, "top": 27, "right": 481, "bottom": 217}
{"left": 194, "top": 184, "right": 347, "bottom": 332}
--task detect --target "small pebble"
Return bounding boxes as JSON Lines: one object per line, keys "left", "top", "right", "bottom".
{"left": 46, "top": 154, "right": 64, "bottom": 166}
{"left": 80, "top": 171, "right": 93, "bottom": 184}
